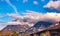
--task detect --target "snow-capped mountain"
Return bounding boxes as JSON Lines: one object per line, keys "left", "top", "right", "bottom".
{"left": 2, "top": 18, "right": 60, "bottom": 34}
{"left": 2, "top": 21, "right": 53, "bottom": 34}
{"left": 2, "top": 19, "right": 36, "bottom": 33}
{"left": 2, "top": 25, "right": 30, "bottom": 32}
{"left": 25, "top": 21, "right": 53, "bottom": 34}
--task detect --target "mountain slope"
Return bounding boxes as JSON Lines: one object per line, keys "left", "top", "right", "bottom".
{"left": 2, "top": 21, "right": 57, "bottom": 34}
{"left": 2, "top": 25, "right": 30, "bottom": 32}
{"left": 25, "top": 21, "right": 53, "bottom": 34}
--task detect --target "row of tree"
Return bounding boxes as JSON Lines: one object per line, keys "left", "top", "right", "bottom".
{"left": 0, "top": 30, "right": 31, "bottom": 36}
{"left": 0, "top": 30, "right": 21, "bottom": 36}
{"left": 0, "top": 30, "right": 47, "bottom": 36}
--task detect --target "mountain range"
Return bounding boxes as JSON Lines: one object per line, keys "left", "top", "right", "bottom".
{"left": 2, "top": 19, "right": 60, "bottom": 34}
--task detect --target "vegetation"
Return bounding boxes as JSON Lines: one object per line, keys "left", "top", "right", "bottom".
{"left": 11, "top": 30, "right": 21, "bottom": 36}
{"left": 0, "top": 30, "right": 47, "bottom": 36}
{"left": 0, "top": 30, "right": 3, "bottom": 36}
{"left": 23, "top": 32, "right": 30, "bottom": 36}
{"left": 40, "top": 32, "right": 47, "bottom": 36}
{"left": 34, "top": 33, "right": 38, "bottom": 36}
{"left": 0, "top": 30, "right": 50, "bottom": 36}
{"left": 0, "top": 30, "right": 21, "bottom": 36}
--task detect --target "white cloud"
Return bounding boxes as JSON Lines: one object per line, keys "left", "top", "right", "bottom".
{"left": 0, "top": 20, "right": 4, "bottom": 23}
{"left": 7, "top": 11, "right": 60, "bottom": 22}
{"left": 1, "top": 10, "right": 60, "bottom": 30}
{"left": 6, "top": 21, "right": 34, "bottom": 27}
{"left": 7, "top": 13, "right": 24, "bottom": 19}
{"left": 41, "top": 0, "right": 45, "bottom": 2}
{"left": 0, "top": 14, "right": 6, "bottom": 18}
{"left": 33, "top": 1, "right": 38, "bottom": 5}
{"left": 0, "top": 15, "right": 3, "bottom": 18}
{"left": 0, "top": 25, "right": 4, "bottom": 30}
{"left": 44, "top": 1, "right": 60, "bottom": 10}
{"left": 5, "top": 0, "right": 19, "bottom": 14}
{"left": 23, "top": 0, "right": 28, "bottom": 3}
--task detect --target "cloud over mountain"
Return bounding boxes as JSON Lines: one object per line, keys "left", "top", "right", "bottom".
{"left": 8, "top": 11, "right": 60, "bottom": 21}
{"left": 0, "top": 10, "right": 60, "bottom": 30}
{"left": 7, "top": 10, "right": 60, "bottom": 25}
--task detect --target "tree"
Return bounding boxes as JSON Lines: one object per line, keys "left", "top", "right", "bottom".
{"left": 11, "top": 30, "right": 21, "bottom": 36}
{"left": 23, "top": 32, "right": 30, "bottom": 36}
{"left": 0, "top": 30, "right": 3, "bottom": 36}
{"left": 40, "top": 32, "right": 47, "bottom": 36}
{"left": 34, "top": 33, "right": 38, "bottom": 36}
{"left": 5, "top": 30, "right": 11, "bottom": 36}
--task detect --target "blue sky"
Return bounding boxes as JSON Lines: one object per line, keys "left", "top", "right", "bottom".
{"left": 0, "top": 0, "right": 60, "bottom": 30}
{"left": 0, "top": 0, "right": 48, "bottom": 23}
{"left": 0, "top": 0, "right": 48, "bottom": 13}
{"left": 0, "top": 0, "right": 59, "bottom": 13}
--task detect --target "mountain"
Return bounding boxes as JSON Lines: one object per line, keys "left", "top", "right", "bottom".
{"left": 2, "top": 25, "right": 30, "bottom": 32}
{"left": 2, "top": 21, "right": 59, "bottom": 34}
{"left": 25, "top": 21, "right": 53, "bottom": 34}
